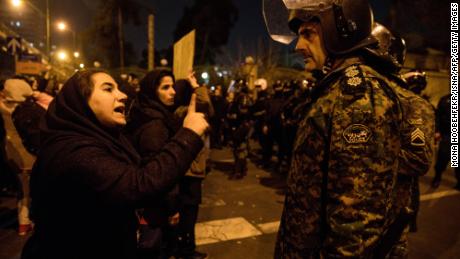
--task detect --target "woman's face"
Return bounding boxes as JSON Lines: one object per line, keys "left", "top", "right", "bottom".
{"left": 156, "top": 76, "right": 175, "bottom": 106}
{"left": 88, "top": 73, "right": 128, "bottom": 128}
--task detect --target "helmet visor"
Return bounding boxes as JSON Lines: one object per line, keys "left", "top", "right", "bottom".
{"left": 263, "top": 0, "right": 334, "bottom": 44}
{"left": 282, "top": 0, "right": 334, "bottom": 10}
{"left": 263, "top": 0, "right": 296, "bottom": 44}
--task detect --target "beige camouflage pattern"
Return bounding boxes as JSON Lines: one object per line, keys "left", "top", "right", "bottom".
{"left": 392, "top": 86, "right": 435, "bottom": 179}
{"left": 386, "top": 78, "right": 435, "bottom": 259}
{"left": 275, "top": 62, "right": 404, "bottom": 258}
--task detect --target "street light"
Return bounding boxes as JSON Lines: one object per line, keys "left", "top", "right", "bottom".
{"left": 74, "top": 52, "right": 80, "bottom": 58}
{"left": 10, "top": 0, "right": 50, "bottom": 56}
{"left": 56, "top": 20, "right": 77, "bottom": 51}
{"left": 57, "top": 21, "right": 67, "bottom": 31}
{"left": 11, "top": 0, "right": 22, "bottom": 7}
{"left": 57, "top": 50, "right": 68, "bottom": 61}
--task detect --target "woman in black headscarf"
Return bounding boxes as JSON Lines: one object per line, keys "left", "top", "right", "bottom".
{"left": 21, "top": 69, "right": 208, "bottom": 259}
{"left": 125, "top": 69, "right": 183, "bottom": 258}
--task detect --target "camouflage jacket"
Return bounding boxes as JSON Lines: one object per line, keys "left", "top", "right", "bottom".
{"left": 384, "top": 75, "right": 435, "bottom": 217}
{"left": 275, "top": 60, "right": 405, "bottom": 258}
{"left": 380, "top": 73, "right": 435, "bottom": 178}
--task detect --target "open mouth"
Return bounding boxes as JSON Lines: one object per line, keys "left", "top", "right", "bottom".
{"left": 114, "top": 106, "right": 125, "bottom": 115}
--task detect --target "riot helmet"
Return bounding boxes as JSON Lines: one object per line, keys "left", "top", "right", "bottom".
{"left": 283, "top": 80, "right": 296, "bottom": 95}
{"left": 365, "top": 23, "right": 407, "bottom": 72}
{"left": 255, "top": 78, "right": 268, "bottom": 91}
{"left": 237, "top": 93, "right": 252, "bottom": 116}
{"left": 403, "top": 69, "right": 427, "bottom": 95}
{"left": 273, "top": 80, "right": 284, "bottom": 93}
{"left": 263, "top": 0, "right": 376, "bottom": 55}
{"left": 235, "top": 79, "right": 248, "bottom": 93}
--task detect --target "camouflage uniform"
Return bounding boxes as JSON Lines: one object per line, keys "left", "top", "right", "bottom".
{"left": 275, "top": 60, "right": 405, "bottom": 258}
{"left": 385, "top": 76, "right": 435, "bottom": 258}
{"left": 280, "top": 89, "right": 304, "bottom": 171}
{"left": 363, "top": 24, "right": 435, "bottom": 257}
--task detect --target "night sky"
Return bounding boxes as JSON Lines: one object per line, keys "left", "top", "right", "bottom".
{"left": 48, "top": 0, "right": 390, "bottom": 62}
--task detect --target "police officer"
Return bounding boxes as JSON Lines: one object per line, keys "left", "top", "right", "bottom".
{"left": 400, "top": 69, "right": 432, "bottom": 233}
{"left": 264, "top": 81, "right": 286, "bottom": 171}
{"left": 367, "top": 24, "right": 435, "bottom": 257}
{"left": 262, "top": 0, "right": 432, "bottom": 257}
{"left": 251, "top": 79, "right": 270, "bottom": 167}
{"left": 228, "top": 81, "right": 253, "bottom": 179}
{"left": 403, "top": 69, "right": 428, "bottom": 96}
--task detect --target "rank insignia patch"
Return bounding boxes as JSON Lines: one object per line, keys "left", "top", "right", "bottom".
{"left": 347, "top": 77, "right": 362, "bottom": 86}
{"left": 345, "top": 68, "right": 359, "bottom": 78}
{"left": 408, "top": 118, "right": 423, "bottom": 125}
{"left": 343, "top": 124, "right": 372, "bottom": 144}
{"left": 411, "top": 128, "right": 426, "bottom": 146}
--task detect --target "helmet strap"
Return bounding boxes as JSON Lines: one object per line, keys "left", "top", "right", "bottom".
{"left": 321, "top": 56, "right": 334, "bottom": 75}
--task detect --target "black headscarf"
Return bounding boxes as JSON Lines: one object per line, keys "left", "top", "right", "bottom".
{"left": 127, "top": 69, "right": 179, "bottom": 133}
{"left": 138, "top": 69, "right": 175, "bottom": 105}
{"left": 39, "top": 70, "right": 140, "bottom": 164}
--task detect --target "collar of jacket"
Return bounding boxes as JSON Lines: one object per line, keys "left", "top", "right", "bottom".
{"left": 132, "top": 96, "right": 180, "bottom": 133}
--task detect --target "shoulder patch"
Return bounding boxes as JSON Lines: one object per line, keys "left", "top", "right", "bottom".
{"left": 347, "top": 77, "right": 363, "bottom": 87}
{"left": 343, "top": 124, "right": 372, "bottom": 144}
{"left": 411, "top": 128, "right": 426, "bottom": 146}
{"left": 341, "top": 65, "right": 367, "bottom": 96}
{"left": 408, "top": 118, "right": 423, "bottom": 125}
{"left": 345, "top": 67, "right": 360, "bottom": 78}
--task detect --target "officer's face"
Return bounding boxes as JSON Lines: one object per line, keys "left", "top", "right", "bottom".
{"left": 295, "top": 22, "right": 327, "bottom": 72}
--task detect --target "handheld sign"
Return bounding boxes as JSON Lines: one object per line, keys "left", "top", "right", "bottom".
{"left": 173, "top": 30, "right": 195, "bottom": 80}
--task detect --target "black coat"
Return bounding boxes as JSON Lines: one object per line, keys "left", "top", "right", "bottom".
{"left": 12, "top": 96, "right": 46, "bottom": 155}
{"left": 125, "top": 95, "right": 181, "bottom": 226}
{"left": 22, "top": 73, "right": 203, "bottom": 259}
{"left": 126, "top": 96, "right": 180, "bottom": 163}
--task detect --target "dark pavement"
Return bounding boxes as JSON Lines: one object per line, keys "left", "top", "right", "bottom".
{"left": 0, "top": 145, "right": 459, "bottom": 259}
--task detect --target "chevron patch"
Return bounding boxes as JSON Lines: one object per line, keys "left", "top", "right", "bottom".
{"left": 411, "top": 128, "right": 426, "bottom": 146}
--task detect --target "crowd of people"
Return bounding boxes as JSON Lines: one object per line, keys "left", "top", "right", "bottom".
{"left": 0, "top": 0, "right": 457, "bottom": 258}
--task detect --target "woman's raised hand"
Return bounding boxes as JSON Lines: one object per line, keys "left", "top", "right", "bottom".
{"left": 183, "top": 93, "right": 209, "bottom": 136}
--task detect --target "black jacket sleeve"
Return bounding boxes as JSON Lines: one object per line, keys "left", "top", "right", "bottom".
{"left": 136, "top": 120, "right": 169, "bottom": 163}
{"left": 66, "top": 128, "right": 203, "bottom": 207}
{"left": 12, "top": 100, "right": 46, "bottom": 155}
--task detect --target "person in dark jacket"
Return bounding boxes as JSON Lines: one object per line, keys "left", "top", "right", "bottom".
{"left": 251, "top": 88, "right": 270, "bottom": 168}
{"left": 210, "top": 85, "right": 226, "bottom": 149}
{"left": 21, "top": 69, "right": 208, "bottom": 259}
{"left": 263, "top": 81, "right": 285, "bottom": 171}
{"left": 125, "top": 69, "right": 183, "bottom": 258}
{"left": 10, "top": 88, "right": 53, "bottom": 235}
{"left": 12, "top": 91, "right": 52, "bottom": 156}
{"left": 174, "top": 78, "right": 212, "bottom": 259}
{"left": 229, "top": 83, "right": 252, "bottom": 180}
